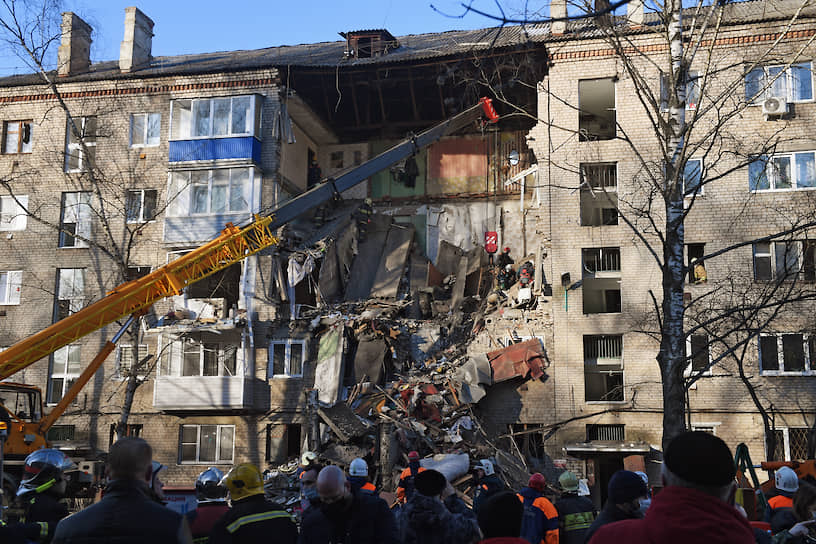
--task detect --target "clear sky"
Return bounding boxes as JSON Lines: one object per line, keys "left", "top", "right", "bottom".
{"left": 0, "top": 0, "right": 515, "bottom": 75}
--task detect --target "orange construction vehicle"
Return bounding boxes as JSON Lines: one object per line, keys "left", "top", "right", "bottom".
{"left": 0, "top": 99, "right": 499, "bottom": 502}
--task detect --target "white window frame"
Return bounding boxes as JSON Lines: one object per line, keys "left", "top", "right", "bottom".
{"left": 64, "top": 116, "right": 96, "bottom": 173}
{"left": 660, "top": 70, "right": 700, "bottom": 111}
{"left": 269, "top": 339, "right": 306, "bottom": 378}
{"left": 0, "top": 271, "right": 21, "bottom": 305}
{"left": 56, "top": 268, "right": 85, "bottom": 319}
{"left": 167, "top": 168, "right": 252, "bottom": 217}
{"left": 3, "top": 120, "right": 33, "bottom": 154}
{"left": 683, "top": 158, "right": 703, "bottom": 197}
{"left": 59, "top": 192, "right": 91, "bottom": 248}
{"left": 169, "top": 95, "right": 260, "bottom": 140}
{"left": 130, "top": 113, "right": 161, "bottom": 148}
{"left": 749, "top": 151, "right": 816, "bottom": 192}
{"left": 758, "top": 333, "right": 816, "bottom": 375}
{"left": 115, "top": 344, "right": 150, "bottom": 380}
{"left": 0, "top": 195, "right": 28, "bottom": 231}
{"left": 583, "top": 334, "right": 626, "bottom": 404}
{"left": 753, "top": 241, "right": 811, "bottom": 282}
{"left": 48, "top": 344, "right": 81, "bottom": 405}
{"left": 691, "top": 423, "right": 720, "bottom": 435}
{"left": 684, "top": 333, "right": 712, "bottom": 377}
{"left": 126, "top": 189, "right": 158, "bottom": 224}
{"left": 179, "top": 424, "right": 235, "bottom": 464}
{"left": 746, "top": 61, "right": 814, "bottom": 104}
{"left": 159, "top": 337, "right": 239, "bottom": 377}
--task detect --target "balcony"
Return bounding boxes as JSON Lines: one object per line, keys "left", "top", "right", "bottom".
{"left": 168, "top": 136, "right": 261, "bottom": 164}
{"left": 153, "top": 376, "right": 269, "bottom": 412}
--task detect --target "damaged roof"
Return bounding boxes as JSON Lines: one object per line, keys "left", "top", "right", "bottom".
{"left": 0, "top": 0, "right": 812, "bottom": 87}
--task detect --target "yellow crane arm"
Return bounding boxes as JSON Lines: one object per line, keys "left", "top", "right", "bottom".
{"left": 0, "top": 217, "right": 277, "bottom": 381}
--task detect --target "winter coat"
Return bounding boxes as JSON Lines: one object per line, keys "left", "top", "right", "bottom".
{"left": 209, "top": 495, "right": 296, "bottom": 544}
{"left": 516, "top": 487, "right": 559, "bottom": 544}
{"left": 299, "top": 490, "right": 397, "bottom": 544}
{"left": 187, "top": 502, "right": 229, "bottom": 544}
{"left": 584, "top": 501, "right": 639, "bottom": 544}
{"left": 479, "top": 539, "right": 529, "bottom": 544}
{"left": 586, "top": 486, "right": 754, "bottom": 544}
{"left": 398, "top": 493, "right": 481, "bottom": 544}
{"left": 52, "top": 479, "right": 192, "bottom": 544}
{"left": 19, "top": 491, "right": 69, "bottom": 543}
{"left": 474, "top": 475, "right": 506, "bottom": 513}
{"left": 554, "top": 493, "right": 596, "bottom": 544}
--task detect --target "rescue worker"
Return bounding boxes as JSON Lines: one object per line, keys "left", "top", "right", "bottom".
{"left": 518, "top": 261, "right": 535, "bottom": 288}
{"left": 766, "top": 466, "right": 799, "bottom": 529}
{"left": 348, "top": 457, "right": 378, "bottom": 496}
{"left": 16, "top": 448, "right": 72, "bottom": 543}
{"left": 554, "top": 471, "right": 595, "bottom": 544}
{"left": 516, "top": 473, "right": 559, "bottom": 544}
{"left": 355, "top": 198, "right": 373, "bottom": 242}
{"left": 396, "top": 451, "right": 427, "bottom": 504}
{"left": 300, "top": 463, "right": 323, "bottom": 513}
{"left": 584, "top": 470, "right": 648, "bottom": 543}
{"left": 498, "top": 264, "right": 517, "bottom": 290}
{"left": 473, "top": 459, "right": 506, "bottom": 513}
{"left": 0, "top": 520, "right": 54, "bottom": 544}
{"left": 188, "top": 467, "right": 230, "bottom": 544}
{"left": 297, "top": 451, "right": 319, "bottom": 479}
{"left": 497, "top": 247, "right": 514, "bottom": 269}
{"left": 209, "top": 463, "right": 297, "bottom": 544}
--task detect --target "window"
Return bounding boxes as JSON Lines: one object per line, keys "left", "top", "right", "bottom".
{"left": 116, "top": 344, "right": 150, "bottom": 379}
{"left": 46, "top": 425, "right": 75, "bottom": 442}
{"left": 179, "top": 424, "right": 234, "bottom": 464}
{"left": 55, "top": 269, "right": 85, "bottom": 321}
{"left": 269, "top": 340, "right": 305, "bottom": 378}
{"left": 265, "top": 424, "right": 302, "bottom": 462}
{"left": 685, "top": 334, "right": 711, "bottom": 375}
{"left": 48, "top": 344, "right": 81, "bottom": 404}
{"left": 108, "top": 423, "right": 142, "bottom": 446}
{"left": 586, "top": 424, "right": 625, "bottom": 441}
{"left": 130, "top": 113, "right": 160, "bottom": 147}
{"left": 159, "top": 338, "right": 237, "bottom": 377}
{"left": 580, "top": 163, "right": 618, "bottom": 226}
{"left": 687, "top": 243, "right": 707, "bottom": 284}
{"left": 126, "top": 189, "right": 157, "bottom": 223}
{"left": 59, "top": 192, "right": 91, "bottom": 247}
{"left": 691, "top": 425, "right": 717, "bottom": 435}
{"left": 683, "top": 159, "right": 703, "bottom": 196}
{"left": 0, "top": 195, "right": 28, "bottom": 231}
{"left": 125, "top": 266, "right": 151, "bottom": 281}
{"left": 167, "top": 168, "right": 251, "bottom": 216}
{"left": 509, "top": 424, "right": 546, "bottom": 459}
{"left": 746, "top": 62, "right": 813, "bottom": 103}
{"left": 3, "top": 120, "right": 32, "bottom": 154}
{"left": 582, "top": 248, "right": 622, "bottom": 314}
{"left": 329, "top": 151, "right": 344, "bottom": 169}
{"left": 170, "top": 96, "right": 259, "bottom": 140}
{"left": 584, "top": 335, "right": 624, "bottom": 402}
{"left": 579, "top": 78, "right": 616, "bottom": 141}
{"left": 64, "top": 116, "right": 96, "bottom": 172}
{"left": 660, "top": 70, "right": 700, "bottom": 110}
{"left": 759, "top": 333, "right": 816, "bottom": 375}
{"left": 753, "top": 241, "right": 815, "bottom": 282}
{"left": 750, "top": 152, "right": 816, "bottom": 191}
{"left": 0, "top": 271, "right": 21, "bottom": 305}
{"left": 768, "top": 427, "right": 813, "bottom": 461}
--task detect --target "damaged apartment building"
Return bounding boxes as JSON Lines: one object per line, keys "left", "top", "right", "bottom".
{"left": 3, "top": 0, "right": 814, "bottom": 505}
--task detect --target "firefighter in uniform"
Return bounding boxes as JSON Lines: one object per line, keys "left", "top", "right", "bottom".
{"left": 209, "top": 463, "right": 297, "bottom": 544}
{"left": 16, "top": 449, "right": 73, "bottom": 544}
{"left": 188, "top": 467, "right": 230, "bottom": 544}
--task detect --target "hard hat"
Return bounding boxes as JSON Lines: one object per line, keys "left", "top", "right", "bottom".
{"left": 476, "top": 459, "right": 495, "bottom": 476}
{"left": 558, "top": 471, "right": 579, "bottom": 492}
{"left": 301, "top": 451, "right": 318, "bottom": 467}
{"left": 505, "top": 264, "right": 513, "bottom": 271}
{"left": 528, "top": 473, "right": 547, "bottom": 491}
{"left": 196, "top": 467, "right": 228, "bottom": 502}
{"left": 407, "top": 451, "right": 420, "bottom": 461}
{"left": 775, "top": 466, "right": 799, "bottom": 493}
{"left": 349, "top": 458, "right": 368, "bottom": 477}
{"left": 17, "top": 449, "right": 76, "bottom": 496}
{"left": 364, "top": 198, "right": 373, "bottom": 206}
{"left": 221, "top": 463, "right": 264, "bottom": 502}
{"left": 503, "top": 247, "right": 510, "bottom": 253}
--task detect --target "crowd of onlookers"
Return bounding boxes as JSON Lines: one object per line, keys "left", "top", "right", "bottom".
{"left": 3, "top": 431, "right": 815, "bottom": 543}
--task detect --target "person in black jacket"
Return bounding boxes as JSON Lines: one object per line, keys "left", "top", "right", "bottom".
{"left": 52, "top": 437, "right": 192, "bottom": 544}
{"left": 16, "top": 449, "right": 72, "bottom": 543}
{"left": 209, "top": 463, "right": 296, "bottom": 544}
{"left": 300, "top": 465, "right": 398, "bottom": 544}
{"left": 583, "top": 470, "right": 647, "bottom": 544}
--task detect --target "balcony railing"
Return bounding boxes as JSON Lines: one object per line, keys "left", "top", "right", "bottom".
{"left": 153, "top": 376, "right": 268, "bottom": 412}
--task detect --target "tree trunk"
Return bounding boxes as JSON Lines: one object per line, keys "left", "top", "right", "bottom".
{"left": 115, "top": 320, "right": 142, "bottom": 441}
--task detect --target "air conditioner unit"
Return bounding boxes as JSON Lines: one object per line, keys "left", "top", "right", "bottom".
{"left": 762, "top": 96, "right": 788, "bottom": 117}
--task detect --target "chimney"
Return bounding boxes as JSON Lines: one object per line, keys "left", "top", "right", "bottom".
{"left": 119, "top": 7, "right": 154, "bottom": 73}
{"left": 628, "top": 0, "right": 645, "bottom": 27}
{"left": 551, "top": 0, "right": 567, "bottom": 35}
{"left": 57, "top": 12, "right": 92, "bottom": 77}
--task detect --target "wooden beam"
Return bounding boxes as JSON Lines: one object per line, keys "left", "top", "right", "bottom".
{"left": 408, "top": 68, "right": 420, "bottom": 121}
{"left": 375, "top": 69, "right": 387, "bottom": 123}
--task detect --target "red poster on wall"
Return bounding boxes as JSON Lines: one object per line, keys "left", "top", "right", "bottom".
{"left": 484, "top": 231, "right": 498, "bottom": 254}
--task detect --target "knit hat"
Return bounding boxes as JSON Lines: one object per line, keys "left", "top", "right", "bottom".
{"left": 414, "top": 469, "right": 447, "bottom": 497}
{"left": 664, "top": 431, "right": 735, "bottom": 487}
{"left": 528, "top": 473, "right": 547, "bottom": 492}
{"left": 478, "top": 491, "right": 523, "bottom": 538}
{"left": 607, "top": 470, "right": 648, "bottom": 503}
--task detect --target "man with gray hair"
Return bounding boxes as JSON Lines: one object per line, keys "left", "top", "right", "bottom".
{"left": 588, "top": 431, "right": 754, "bottom": 544}
{"left": 52, "top": 437, "right": 192, "bottom": 544}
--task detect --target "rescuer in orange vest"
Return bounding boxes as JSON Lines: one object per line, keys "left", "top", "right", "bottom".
{"left": 348, "top": 458, "right": 378, "bottom": 496}
{"left": 396, "top": 451, "right": 427, "bottom": 504}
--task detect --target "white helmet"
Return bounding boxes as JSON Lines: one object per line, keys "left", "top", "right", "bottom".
{"left": 775, "top": 466, "right": 799, "bottom": 493}
{"left": 301, "top": 451, "right": 318, "bottom": 467}
{"left": 505, "top": 265, "right": 513, "bottom": 271}
{"left": 476, "top": 459, "right": 495, "bottom": 476}
{"left": 349, "top": 458, "right": 368, "bottom": 477}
